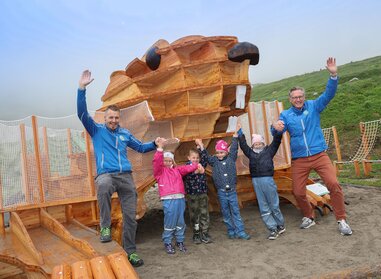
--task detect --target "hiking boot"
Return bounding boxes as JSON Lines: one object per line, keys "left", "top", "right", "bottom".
{"left": 176, "top": 242, "right": 187, "bottom": 252}
{"left": 193, "top": 232, "right": 202, "bottom": 244}
{"left": 268, "top": 230, "right": 278, "bottom": 240}
{"left": 164, "top": 243, "right": 175, "bottom": 254}
{"left": 299, "top": 217, "right": 315, "bottom": 229}
{"left": 227, "top": 232, "right": 236, "bottom": 239}
{"left": 338, "top": 219, "right": 352, "bottom": 236}
{"left": 128, "top": 252, "right": 144, "bottom": 267}
{"left": 277, "top": 225, "right": 286, "bottom": 234}
{"left": 100, "top": 227, "right": 112, "bottom": 243}
{"left": 237, "top": 232, "right": 251, "bottom": 240}
{"left": 201, "top": 232, "right": 212, "bottom": 244}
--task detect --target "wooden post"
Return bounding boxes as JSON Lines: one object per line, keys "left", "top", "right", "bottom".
{"left": 331, "top": 126, "right": 342, "bottom": 162}
{"left": 31, "top": 116, "right": 45, "bottom": 203}
{"left": 67, "top": 128, "right": 73, "bottom": 176}
{"left": 42, "top": 126, "right": 51, "bottom": 176}
{"left": 354, "top": 160, "right": 361, "bottom": 177}
{"left": 0, "top": 174, "right": 4, "bottom": 236}
{"left": 362, "top": 160, "right": 370, "bottom": 176}
{"left": 84, "top": 130, "right": 97, "bottom": 221}
{"left": 261, "top": 101, "right": 270, "bottom": 144}
{"left": 20, "top": 123, "right": 31, "bottom": 203}
{"left": 275, "top": 101, "right": 290, "bottom": 165}
{"left": 0, "top": 212, "right": 5, "bottom": 236}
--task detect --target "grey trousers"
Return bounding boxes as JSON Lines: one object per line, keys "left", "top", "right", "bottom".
{"left": 95, "top": 172, "right": 137, "bottom": 254}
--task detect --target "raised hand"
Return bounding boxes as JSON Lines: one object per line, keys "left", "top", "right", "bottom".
{"left": 326, "top": 57, "right": 337, "bottom": 77}
{"left": 79, "top": 70, "right": 94, "bottom": 90}
{"left": 195, "top": 139, "right": 204, "bottom": 149}
{"left": 273, "top": 120, "right": 285, "bottom": 132}
{"left": 197, "top": 163, "right": 205, "bottom": 174}
{"left": 155, "top": 137, "right": 166, "bottom": 149}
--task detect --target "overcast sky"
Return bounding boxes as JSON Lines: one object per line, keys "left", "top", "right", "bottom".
{"left": 0, "top": 0, "right": 380, "bottom": 120}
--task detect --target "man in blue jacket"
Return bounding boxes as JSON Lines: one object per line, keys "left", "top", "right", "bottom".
{"left": 272, "top": 58, "right": 352, "bottom": 236}
{"left": 77, "top": 70, "right": 159, "bottom": 266}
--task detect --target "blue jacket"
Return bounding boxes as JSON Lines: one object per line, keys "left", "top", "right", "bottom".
{"left": 77, "top": 89, "right": 156, "bottom": 175}
{"left": 202, "top": 137, "right": 238, "bottom": 191}
{"left": 271, "top": 77, "right": 338, "bottom": 159}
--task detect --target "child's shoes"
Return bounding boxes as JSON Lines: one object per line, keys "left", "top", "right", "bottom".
{"left": 164, "top": 243, "right": 175, "bottom": 254}
{"left": 176, "top": 242, "right": 187, "bottom": 252}
{"left": 237, "top": 231, "right": 251, "bottom": 240}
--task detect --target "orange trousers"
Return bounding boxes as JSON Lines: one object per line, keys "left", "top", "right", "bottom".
{"left": 291, "top": 152, "right": 346, "bottom": 220}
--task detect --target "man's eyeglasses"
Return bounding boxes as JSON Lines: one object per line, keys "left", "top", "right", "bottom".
{"left": 290, "top": 95, "right": 305, "bottom": 100}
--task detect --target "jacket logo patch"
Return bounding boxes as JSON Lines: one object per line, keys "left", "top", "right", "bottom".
{"left": 119, "top": 135, "right": 126, "bottom": 141}
{"left": 303, "top": 110, "right": 309, "bottom": 115}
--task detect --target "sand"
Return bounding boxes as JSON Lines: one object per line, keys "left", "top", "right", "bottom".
{"left": 135, "top": 184, "right": 381, "bottom": 278}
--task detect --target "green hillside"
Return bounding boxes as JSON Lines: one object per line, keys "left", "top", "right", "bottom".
{"left": 250, "top": 56, "right": 381, "bottom": 161}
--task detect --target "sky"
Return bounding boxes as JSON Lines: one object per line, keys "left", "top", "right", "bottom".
{"left": 0, "top": 0, "right": 380, "bottom": 120}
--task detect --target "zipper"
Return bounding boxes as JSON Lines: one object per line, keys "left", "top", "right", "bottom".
{"left": 301, "top": 119, "right": 311, "bottom": 156}
{"left": 116, "top": 136, "right": 122, "bottom": 172}
{"left": 101, "top": 153, "right": 104, "bottom": 169}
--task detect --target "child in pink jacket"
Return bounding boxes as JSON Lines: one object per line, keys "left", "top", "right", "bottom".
{"left": 153, "top": 139, "right": 204, "bottom": 254}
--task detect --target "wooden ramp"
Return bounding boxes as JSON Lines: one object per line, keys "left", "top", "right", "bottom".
{"left": 0, "top": 206, "right": 139, "bottom": 278}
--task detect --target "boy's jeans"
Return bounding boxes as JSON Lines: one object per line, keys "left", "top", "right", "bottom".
{"left": 217, "top": 189, "right": 245, "bottom": 235}
{"left": 252, "top": 176, "right": 284, "bottom": 231}
{"left": 162, "top": 198, "right": 186, "bottom": 244}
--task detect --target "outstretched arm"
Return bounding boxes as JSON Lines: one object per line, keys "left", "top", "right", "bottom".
{"left": 195, "top": 139, "right": 215, "bottom": 166}
{"left": 77, "top": 70, "right": 97, "bottom": 136}
{"left": 127, "top": 133, "right": 157, "bottom": 153}
{"left": 268, "top": 129, "right": 283, "bottom": 158}
{"left": 315, "top": 57, "right": 339, "bottom": 112}
{"left": 152, "top": 138, "right": 166, "bottom": 178}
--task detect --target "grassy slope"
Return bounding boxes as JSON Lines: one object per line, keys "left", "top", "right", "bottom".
{"left": 250, "top": 56, "right": 381, "bottom": 185}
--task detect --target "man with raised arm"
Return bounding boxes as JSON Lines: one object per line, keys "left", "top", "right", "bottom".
{"left": 272, "top": 58, "right": 352, "bottom": 236}
{"left": 77, "top": 70, "right": 159, "bottom": 267}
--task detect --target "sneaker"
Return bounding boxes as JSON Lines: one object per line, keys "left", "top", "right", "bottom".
{"left": 299, "top": 217, "right": 315, "bottom": 229}
{"left": 100, "top": 227, "right": 112, "bottom": 242}
{"left": 268, "top": 230, "right": 278, "bottom": 240}
{"left": 176, "top": 242, "right": 187, "bottom": 252}
{"left": 237, "top": 232, "right": 251, "bottom": 240}
{"left": 201, "top": 232, "right": 212, "bottom": 244}
{"left": 193, "top": 232, "right": 202, "bottom": 244}
{"left": 277, "top": 225, "right": 286, "bottom": 234}
{"left": 227, "top": 232, "right": 236, "bottom": 239}
{"left": 338, "top": 219, "right": 352, "bottom": 236}
{"left": 128, "top": 252, "right": 144, "bottom": 267}
{"left": 164, "top": 243, "right": 175, "bottom": 254}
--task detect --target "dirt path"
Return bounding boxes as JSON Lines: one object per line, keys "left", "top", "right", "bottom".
{"left": 135, "top": 185, "right": 381, "bottom": 278}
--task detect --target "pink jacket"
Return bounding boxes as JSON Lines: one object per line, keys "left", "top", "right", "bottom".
{"left": 153, "top": 150, "right": 198, "bottom": 198}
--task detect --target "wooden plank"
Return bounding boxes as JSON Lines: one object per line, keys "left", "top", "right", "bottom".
{"left": 90, "top": 256, "right": 116, "bottom": 279}
{"left": 9, "top": 212, "right": 44, "bottom": 265}
{"left": 40, "top": 208, "right": 98, "bottom": 258}
{"left": 107, "top": 252, "right": 139, "bottom": 279}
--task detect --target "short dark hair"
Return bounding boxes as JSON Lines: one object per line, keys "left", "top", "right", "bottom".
{"left": 105, "top": 105, "right": 120, "bottom": 113}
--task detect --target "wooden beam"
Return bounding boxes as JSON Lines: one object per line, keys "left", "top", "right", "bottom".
{"left": 31, "top": 116, "right": 45, "bottom": 203}
{"left": 90, "top": 256, "right": 116, "bottom": 279}
{"left": 331, "top": 126, "right": 342, "bottom": 163}
{"left": 107, "top": 252, "right": 139, "bottom": 279}
{"left": 84, "top": 130, "right": 97, "bottom": 222}
{"left": 40, "top": 208, "right": 98, "bottom": 258}
{"left": 51, "top": 264, "right": 71, "bottom": 279}
{"left": 9, "top": 212, "right": 44, "bottom": 265}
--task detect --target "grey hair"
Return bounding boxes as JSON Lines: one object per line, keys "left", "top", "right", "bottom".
{"left": 288, "top": 86, "right": 305, "bottom": 97}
